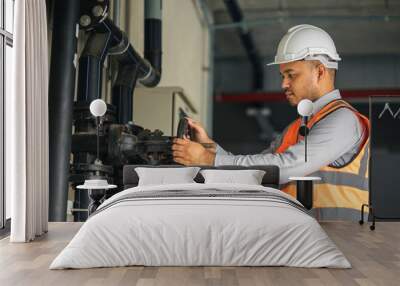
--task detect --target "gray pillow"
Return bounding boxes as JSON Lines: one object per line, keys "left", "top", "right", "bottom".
{"left": 200, "top": 169, "right": 266, "bottom": 185}
{"left": 135, "top": 167, "right": 201, "bottom": 186}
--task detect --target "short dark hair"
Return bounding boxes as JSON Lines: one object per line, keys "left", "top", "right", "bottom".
{"left": 306, "top": 60, "right": 336, "bottom": 83}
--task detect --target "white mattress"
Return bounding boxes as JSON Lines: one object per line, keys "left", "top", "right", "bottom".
{"left": 50, "top": 183, "right": 351, "bottom": 269}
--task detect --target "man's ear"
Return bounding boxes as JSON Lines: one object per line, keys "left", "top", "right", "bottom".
{"left": 317, "top": 64, "right": 326, "bottom": 81}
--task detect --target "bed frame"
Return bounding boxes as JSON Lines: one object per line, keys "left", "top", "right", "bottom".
{"left": 123, "top": 165, "right": 280, "bottom": 189}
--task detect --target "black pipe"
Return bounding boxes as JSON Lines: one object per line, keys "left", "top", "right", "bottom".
{"left": 77, "top": 32, "right": 113, "bottom": 102}
{"left": 48, "top": 0, "right": 80, "bottom": 221}
{"left": 112, "top": 86, "right": 134, "bottom": 124}
{"left": 144, "top": 0, "right": 162, "bottom": 77}
{"left": 113, "top": 0, "right": 120, "bottom": 27}
{"left": 103, "top": 18, "right": 161, "bottom": 87}
{"left": 76, "top": 14, "right": 162, "bottom": 127}
{"left": 223, "top": 0, "right": 263, "bottom": 90}
{"left": 77, "top": 18, "right": 161, "bottom": 104}
{"left": 112, "top": 65, "right": 138, "bottom": 124}
{"left": 110, "top": 0, "right": 163, "bottom": 124}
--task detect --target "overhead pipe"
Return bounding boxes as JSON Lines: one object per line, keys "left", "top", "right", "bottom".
{"left": 112, "top": 0, "right": 163, "bottom": 124}
{"left": 223, "top": 0, "right": 263, "bottom": 90}
{"left": 78, "top": 17, "right": 161, "bottom": 103}
{"left": 104, "top": 18, "right": 161, "bottom": 87}
{"left": 144, "top": 0, "right": 162, "bottom": 76}
{"left": 48, "top": 0, "right": 80, "bottom": 222}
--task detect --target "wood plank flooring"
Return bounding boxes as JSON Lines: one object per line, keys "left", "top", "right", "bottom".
{"left": 0, "top": 222, "right": 399, "bottom": 286}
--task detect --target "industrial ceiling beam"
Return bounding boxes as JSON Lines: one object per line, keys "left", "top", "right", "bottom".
{"left": 214, "top": 15, "right": 400, "bottom": 30}
{"left": 216, "top": 90, "right": 400, "bottom": 103}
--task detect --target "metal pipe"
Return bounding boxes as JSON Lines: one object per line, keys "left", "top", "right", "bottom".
{"left": 144, "top": 0, "right": 162, "bottom": 76}
{"left": 111, "top": 65, "right": 138, "bottom": 124}
{"left": 103, "top": 18, "right": 161, "bottom": 87}
{"left": 113, "top": 0, "right": 120, "bottom": 27}
{"left": 48, "top": 0, "right": 80, "bottom": 221}
{"left": 208, "top": 28, "right": 215, "bottom": 137}
{"left": 223, "top": 0, "right": 263, "bottom": 90}
{"left": 78, "top": 17, "right": 161, "bottom": 104}
{"left": 77, "top": 31, "right": 113, "bottom": 102}
{"left": 112, "top": 85, "right": 134, "bottom": 124}
{"left": 197, "top": 0, "right": 215, "bottom": 136}
{"left": 110, "top": 1, "right": 163, "bottom": 124}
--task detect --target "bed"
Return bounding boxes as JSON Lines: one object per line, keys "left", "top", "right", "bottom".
{"left": 50, "top": 165, "right": 350, "bottom": 269}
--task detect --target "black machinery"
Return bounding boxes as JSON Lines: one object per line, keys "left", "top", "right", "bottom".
{"left": 49, "top": 0, "right": 180, "bottom": 221}
{"left": 70, "top": 103, "right": 177, "bottom": 221}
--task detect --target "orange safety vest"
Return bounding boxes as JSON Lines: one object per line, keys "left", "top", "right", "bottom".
{"left": 276, "top": 99, "right": 370, "bottom": 221}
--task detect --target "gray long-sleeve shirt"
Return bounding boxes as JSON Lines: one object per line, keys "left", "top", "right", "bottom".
{"left": 214, "top": 90, "right": 366, "bottom": 184}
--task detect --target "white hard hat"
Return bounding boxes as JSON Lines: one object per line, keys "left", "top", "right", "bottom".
{"left": 268, "top": 24, "right": 341, "bottom": 70}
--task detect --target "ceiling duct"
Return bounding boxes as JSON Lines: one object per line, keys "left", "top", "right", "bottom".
{"left": 223, "top": 0, "right": 264, "bottom": 90}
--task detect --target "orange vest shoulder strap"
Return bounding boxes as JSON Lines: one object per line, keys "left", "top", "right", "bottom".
{"left": 308, "top": 99, "right": 370, "bottom": 150}
{"left": 275, "top": 119, "right": 301, "bottom": 154}
{"left": 307, "top": 99, "right": 356, "bottom": 129}
{"left": 276, "top": 99, "right": 366, "bottom": 154}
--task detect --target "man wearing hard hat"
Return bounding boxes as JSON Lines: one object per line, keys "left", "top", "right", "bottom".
{"left": 172, "top": 25, "right": 370, "bottom": 220}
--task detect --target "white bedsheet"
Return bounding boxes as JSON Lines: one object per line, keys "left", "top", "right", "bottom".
{"left": 50, "top": 183, "right": 350, "bottom": 269}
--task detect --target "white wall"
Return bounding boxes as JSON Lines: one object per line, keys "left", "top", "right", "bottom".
{"left": 121, "top": 0, "right": 211, "bottom": 123}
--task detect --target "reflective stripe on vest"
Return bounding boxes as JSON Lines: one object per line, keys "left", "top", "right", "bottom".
{"left": 308, "top": 207, "right": 369, "bottom": 222}
{"left": 276, "top": 99, "right": 370, "bottom": 221}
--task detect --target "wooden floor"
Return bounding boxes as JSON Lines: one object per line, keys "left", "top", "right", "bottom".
{"left": 0, "top": 222, "right": 399, "bottom": 286}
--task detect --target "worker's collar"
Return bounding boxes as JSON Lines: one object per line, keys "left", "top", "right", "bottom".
{"left": 312, "top": 89, "right": 341, "bottom": 115}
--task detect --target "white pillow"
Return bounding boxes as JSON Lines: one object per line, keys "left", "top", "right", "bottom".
{"left": 200, "top": 169, "right": 266, "bottom": 185}
{"left": 135, "top": 167, "right": 200, "bottom": 186}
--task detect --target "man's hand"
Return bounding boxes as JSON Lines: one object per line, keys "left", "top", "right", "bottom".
{"left": 172, "top": 138, "right": 215, "bottom": 166}
{"left": 186, "top": 118, "right": 214, "bottom": 144}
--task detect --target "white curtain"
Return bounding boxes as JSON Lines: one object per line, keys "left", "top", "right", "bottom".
{"left": 6, "top": 0, "right": 49, "bottom": 242}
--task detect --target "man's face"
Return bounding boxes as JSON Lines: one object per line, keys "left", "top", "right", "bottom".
{"left": 279, "top": 61, "right": 319, "bottom": 106}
